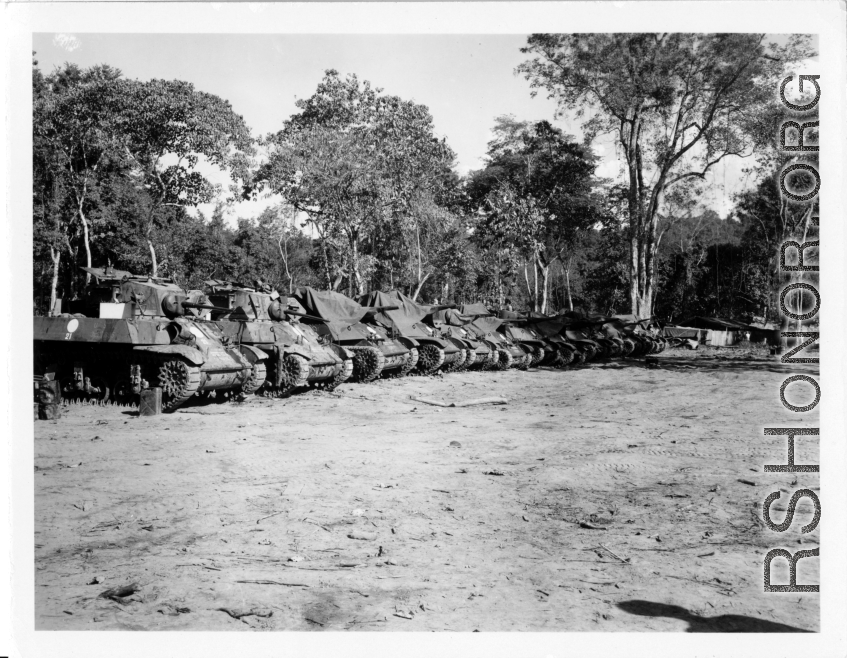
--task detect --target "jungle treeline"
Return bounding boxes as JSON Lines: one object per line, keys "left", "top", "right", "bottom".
{"left": 33, "top": 34, "right": 818, "bottom": 322}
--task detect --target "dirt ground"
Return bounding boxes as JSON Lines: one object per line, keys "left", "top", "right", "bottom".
{"left": 33, "top": 347, "right": 820, "bottom": 632}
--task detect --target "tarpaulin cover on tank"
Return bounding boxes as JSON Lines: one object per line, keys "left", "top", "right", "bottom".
{"left": 525, "top": 312, "right": 566, "bottom": 337}
{"left": 497, "top": 310, "right": 523, "bottom": 321}
{"left": 470, "top": 315, "right": 503, "bottom": 334}
{"left": 295, "top": 287, "right": 369, "bottom": 324}
{"left": 359, "top": 290, "right": 431, "bottom": 336}
{"left": 506, "top": 325, "right": 543, "bottom": 342}
{"left": 460, "top": 303, "right": 493, "bottom": 317}
{"left": 430, "top": 308, "right": 476, "bottom": 327}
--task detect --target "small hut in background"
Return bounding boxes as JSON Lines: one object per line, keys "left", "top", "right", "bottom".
{"left": 672, "top": 317, "right": 752, "bottom": 347}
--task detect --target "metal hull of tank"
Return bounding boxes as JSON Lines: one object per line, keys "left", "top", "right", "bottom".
{"left": 212, "top": 319, "right": 342, "bottom": 384}
{"left": 34, "top": 315, "right": 251, "bottom": 400}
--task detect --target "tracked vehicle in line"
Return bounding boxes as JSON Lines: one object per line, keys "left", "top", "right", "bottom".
{"left": 523, "top": 312, "right": 584, "bottom": 366}
{"left": 426, "top": 307, "right": 493, "bottom": 370}
{"left": 359, "top": 291, "right": 468, "bottom": 374}
{"left": 34, "top": 267, "right": 264, "bottom": 412}
{"left": 293, "top": 287, "right": 413, "bottom": 382}
{"left": 204, "top": 280, "right": 353, "bottom": 396}
{"left": 459, "top": 304, "right": 531, "bottom": 370}
{"left": 495, "top": 310, "right": 551, "bottom": 367}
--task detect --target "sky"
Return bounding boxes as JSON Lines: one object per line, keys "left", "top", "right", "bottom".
{"left": 32, "top": 32, "right": 812, "bottom": 225}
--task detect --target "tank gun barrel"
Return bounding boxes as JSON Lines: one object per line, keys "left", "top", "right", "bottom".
{"left": 428, "top": 304, "right": 457, "bottom": 311}
{"left": 364, "top": 305, "right": 400, "bottom": 312}
{"left": 284, "top": 308, "right": 329, "bottom": 323}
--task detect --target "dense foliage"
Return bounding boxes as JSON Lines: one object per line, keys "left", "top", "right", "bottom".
{"left": 33, "top": 38, "right": 814, "bottom": 323}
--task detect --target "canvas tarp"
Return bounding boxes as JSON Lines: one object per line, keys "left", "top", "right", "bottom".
{"left": 295, "top": 287, "right": 369, "bottom": 325}
{"left": 525, "top": 312, "right": 566, "bottom": 338}
{"left": 460, "top": 303, "right": 493, "bottom": 317}
{"left": 430, "top": 308, "right": 476, "bottom": 327}
{"left": 359, "top": 290, "right": 430, "bottom": 336}
{"left": 470, "top": 315, "right": 504, "bottom": 335}
{"left": 663, "top": 326, "right": 707, "bottom": 340}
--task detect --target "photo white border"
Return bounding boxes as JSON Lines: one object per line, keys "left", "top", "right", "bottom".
{"left": 3, "top": 2, "right": 846, "bottom": 657}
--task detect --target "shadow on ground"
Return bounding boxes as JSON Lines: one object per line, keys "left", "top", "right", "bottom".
{"left": 617, "top": 600, "right": 814, "bottom": 633}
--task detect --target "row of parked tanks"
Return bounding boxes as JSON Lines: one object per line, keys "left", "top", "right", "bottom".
{"left": 33, "top": 267, "right": 668, "bottom": 412}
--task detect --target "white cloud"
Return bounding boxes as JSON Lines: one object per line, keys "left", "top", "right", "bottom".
{"left": 52, "top": 33, "right": 81, "bottom": 53}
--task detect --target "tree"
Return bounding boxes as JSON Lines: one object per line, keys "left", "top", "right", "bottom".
{"left": 113, "top": 78, "right": 254, "bottom": 276}
{"left": 253, "top": 70, "right": 457, "bottom": 297}
{"left": 517, "top": 33, "right": 815, "bottom": 317}
{"left": 466, "top": 117, "right": 604, "bottom": 312}
{"left": 34, "top": 62, "right": 126, "bottom": 306}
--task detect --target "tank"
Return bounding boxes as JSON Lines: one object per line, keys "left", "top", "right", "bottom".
{"left": 523, "top": 312, "right": 583, "bottom": 366}
{"left": 425, "top": 307, "right": 491, "bottom": 371}
{"left": 495, "top": 310, "right": 553, "bottom": 367}
{"left": 609, "top": 315, "right": 666, "bottom": 356}
{"left": 459, "top": 304, "right": 531, "bottom": 370}
{"left": 293, "top": 287, "right": 413, "bottom": 382}
{"left": 204, "top": 280, "right": 353, "bottom": 397}
{"left": 34, "top": 267, "right": 264, "bottom": 412}
{"left": 358, "top": 291, "right": 466, "bottom": 375}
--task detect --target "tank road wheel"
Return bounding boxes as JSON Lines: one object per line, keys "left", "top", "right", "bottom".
{"left": 87, "top": 377, "right": 111, "bottom": 406}
{"left": 494, "top": 348, "right": 513, "bottom": 371}
{"left": 351, "top": 346, "right": 385, "bottom": 383}
{"left": 621, "top": 338, "right": 636, "bottom": 356}
{"left": 240, "top": 360, "right": 267, "bottom": 396}
{"left": 416, "top": 344, "right": 446, "bottom": 375}
{"left": 111, "top": 379, "right": 137, "bottom": 407}
{"left": 156, "top": 356, "right": 202, "bottom": 412}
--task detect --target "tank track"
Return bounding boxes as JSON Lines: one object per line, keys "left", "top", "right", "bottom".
{"left": 442, "top": 347, "right": 467, "bottom": 373}
{"left": 492, "top": 347, "right": 513, "bottom": 371}
{"left": 240, "top": 360, "right": 267, "bottom": 396}
{"left": 557, "top": 344, "right": 577, "bottom": 366}
{"left": 144, "top": 353, "right": 202, "bottom": 412}
{"left": 455, "top": 348, "right": 474, "bottom": 372}
{"left": 349, "top": 346, "right": 385, "bottom": 383}
{"left": 529, "top": 346, "right": 545, "bottom": 367}
{"left": 402, "top": 347, "right": 419, "bottom": 376}
{"left": 416, "top": 343, "right": 446, "bottom": 375}
{"left": 262, "top": 353, "right": 310, "bottom": 398}
{"left": 513, "top": 349, "right": 530, "bottom": 370}
{"left": 314, "top": 357, "right": 354, "bottom": 391}
{"left": 386, "top": 347, "right": 418, "bottom": 378}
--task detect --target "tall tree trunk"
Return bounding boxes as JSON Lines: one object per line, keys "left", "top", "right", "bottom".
{"left": 523, "top": 263, "right": 533, "bottom": 306}
{"left": 533, "top": 260, "right": 539, "bottom": 311}
{"left": 321, "top": 239, "right": 333, "bottom": 290}
{"left": 49, "top": 246, "right": 61, "bottom": 316}
{"left": 349, "top": 234, "right": 363, "bottom": 297}
{"left": 147, "top": 238, "right": 158, "bottom": 278}
{"left": 565, "top": 257, "right": 573, "bottom": 312}
{"left": 277, "top": 236, "right": 292, "bottom": 294}
{"left": 411, "top": 272, "right": 431, "bottom": 302}
{"left": 78, "top": 207, "right": 93, "bottom": 283}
